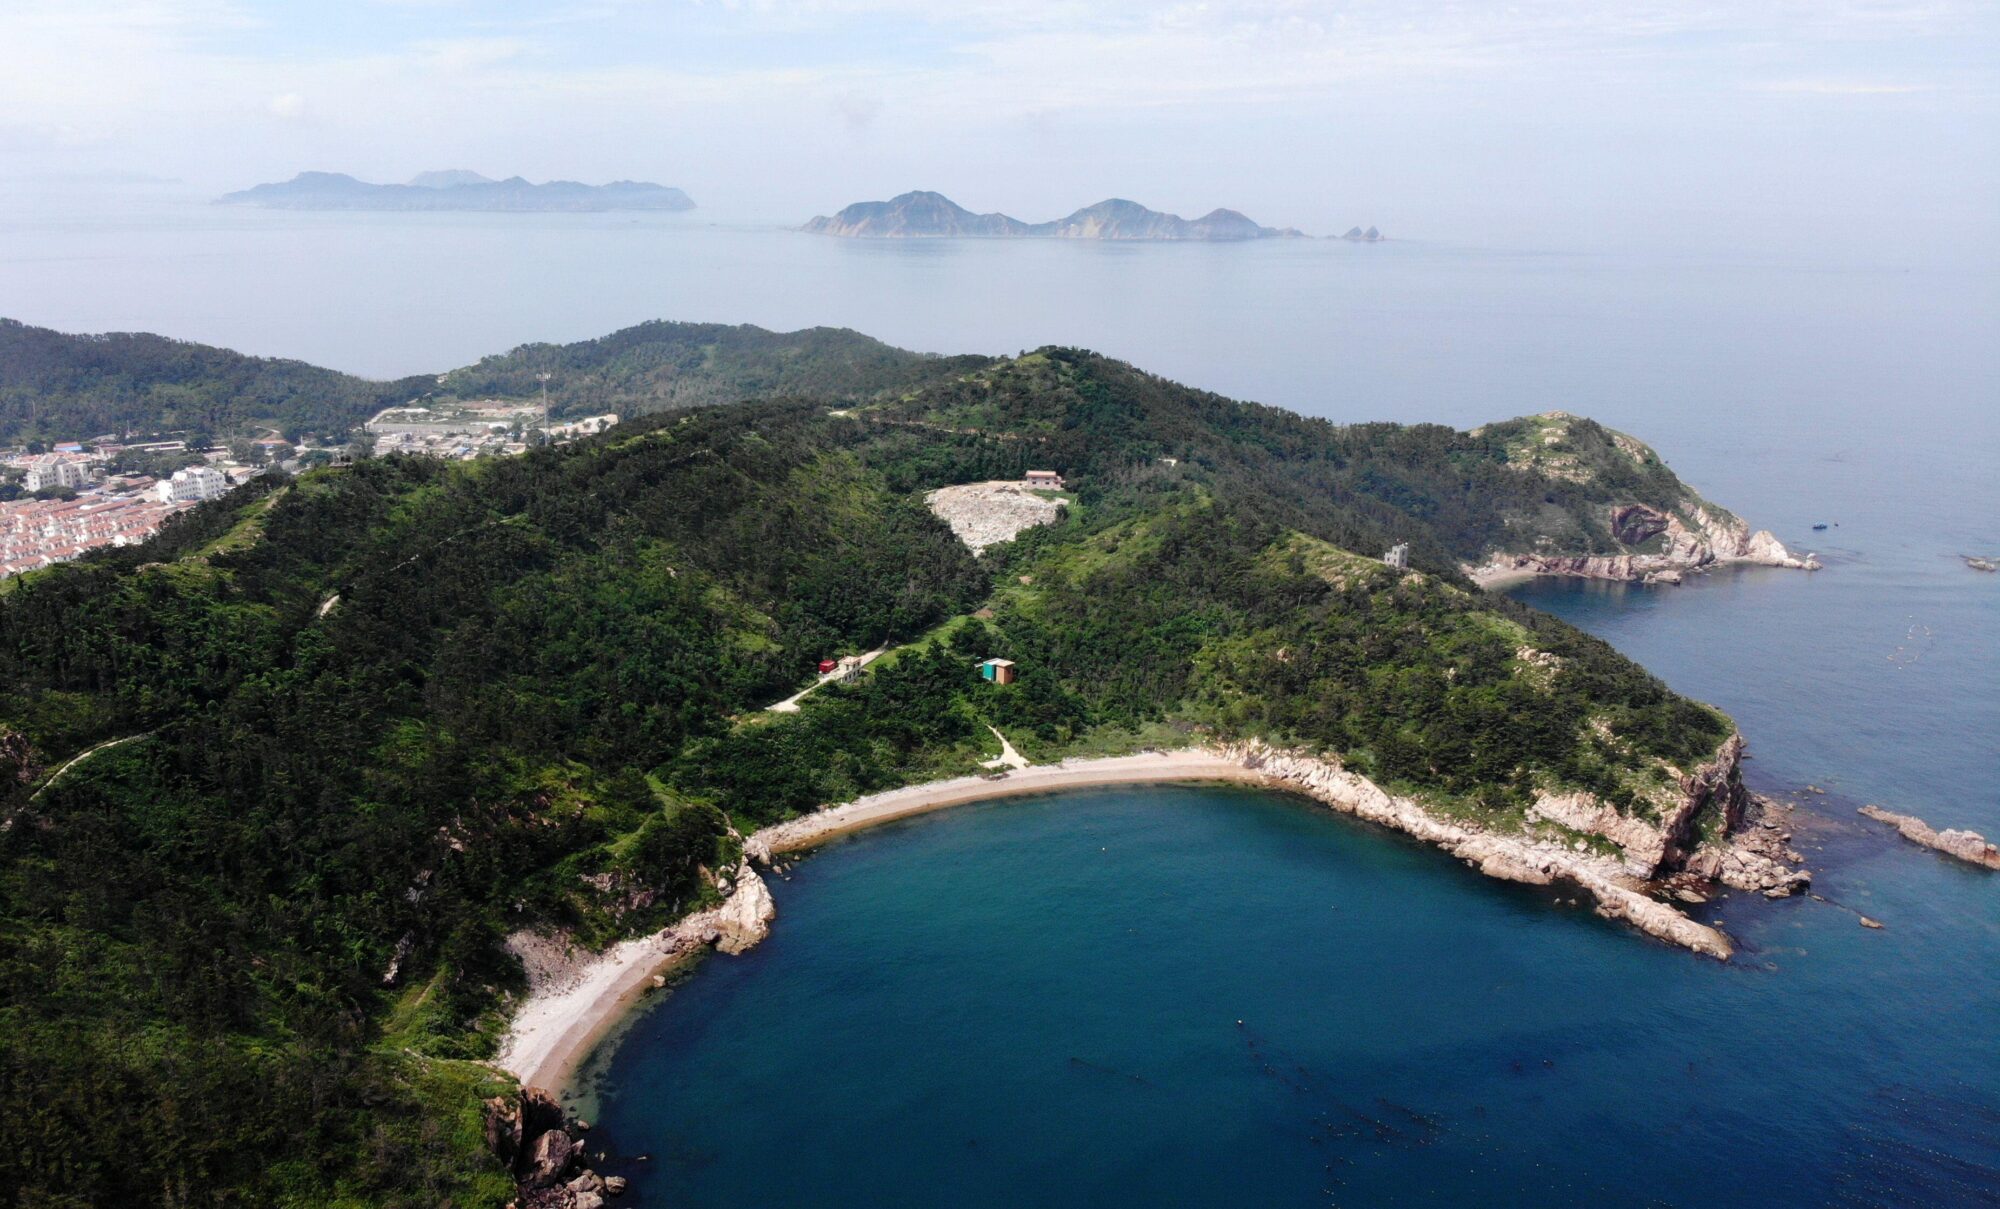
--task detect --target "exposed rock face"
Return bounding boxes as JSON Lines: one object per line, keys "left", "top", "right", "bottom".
{"left": 1469, "top": 501, "right": 1820, "bottom": 586}
{"left": 925, "top": 481, "right": 1067, "bottom": 554}
{"left": 488, "top": 1085, "right": 603, "bottom": 1205}
{"left": 1221, "top": 741, "right": 1740, "bottom": 959}
{"left": 714, "top": 864, "right": 776, "bottom": 954}
{"left": 1859, "top": 806, "right": 2000, "bottom": 870}
{"left": 1529, "top": 734, "right": 1758, "bottom": 880}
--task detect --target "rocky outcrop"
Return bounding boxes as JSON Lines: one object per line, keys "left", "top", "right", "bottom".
{"left": 1221, "top": 741, "right": 1738, "bottom": 959}
{"left": 1859, "top": 806, "right": 2000, "bottom": 870}
{"left": 486, "top": 1086, "right": 626, "bottom": 1208}
{"left": 714, "top": 865, "right": 776, "bottom": 954}
{"left": 1681, "top": 794, "right": 1811, "bottom": 897}
{"left": 1468, "top": 502, "right": 1820, "bottom": 587}
{"left": 925, "top": 481, "right": 1067, "bottom": 554}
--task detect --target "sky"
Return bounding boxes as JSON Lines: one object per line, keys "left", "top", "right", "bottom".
{"left": 2, "top": 1, "right": 1996, "bottom": 251}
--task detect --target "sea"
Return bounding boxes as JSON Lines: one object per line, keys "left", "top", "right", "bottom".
{"left": 3, "top": 189, "right": 1996, "bottom": 1207}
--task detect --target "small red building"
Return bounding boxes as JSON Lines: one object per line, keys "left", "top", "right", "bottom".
{"left": 818, "top": 659, "right": 838, "bottom": 674}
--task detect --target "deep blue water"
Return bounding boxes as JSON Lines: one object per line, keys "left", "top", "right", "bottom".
{"left": 3, "top": 193, "right": 1995, "bottom": 1206}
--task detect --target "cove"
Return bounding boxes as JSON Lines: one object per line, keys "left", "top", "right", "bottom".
{"left": 573, "top": 782, "right": 2000, "bottom": 1207}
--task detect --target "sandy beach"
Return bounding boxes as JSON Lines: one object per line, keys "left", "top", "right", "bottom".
{"left": 747, "top": 749, "right": 1265, "bottom": 860}
{"left": 493, "top": 750, "right": 1264, "bottom": 1092}
{"left": 494, "top": 745, "right": 1742, "bottom": 1093}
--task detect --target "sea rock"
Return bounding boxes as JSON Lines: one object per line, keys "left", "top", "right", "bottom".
{"left": 604, "top": 1175, "right": 630, "bottom": 1196}
{"left": 1858, "top": 806, "right": 2000, "bottom": 870}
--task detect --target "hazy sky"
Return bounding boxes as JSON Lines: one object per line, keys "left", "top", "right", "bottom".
{"left": 4, "top": 1, "right": 1995, "bottom": 250}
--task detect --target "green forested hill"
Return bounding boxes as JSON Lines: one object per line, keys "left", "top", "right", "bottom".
{"left": 0, "top": 319, "right": 986, "bottom": 446}
{"left": 437, "top": 320, "right": 993, "bottom": 418}
{"left": 0, "top": 340, "right": 1737, "bottom": 1205}
{"left": 0, "top": 319, "right": 429, "bottom": 445}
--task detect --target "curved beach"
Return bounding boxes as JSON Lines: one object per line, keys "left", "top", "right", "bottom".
{"left": 494, "top": 750, "right": 1264, "bottom": 1091}
{"left": 493, "top": 745, "right": 1752, "bottom": 1093}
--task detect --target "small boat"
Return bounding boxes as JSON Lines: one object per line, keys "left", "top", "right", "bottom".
{"left": 1811, "top": 523, "right": 1829, "bottom": 530}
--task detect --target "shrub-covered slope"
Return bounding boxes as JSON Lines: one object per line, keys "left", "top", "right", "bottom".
{"left": 0, "top": 345, "right": 1752, "bottom": 1204}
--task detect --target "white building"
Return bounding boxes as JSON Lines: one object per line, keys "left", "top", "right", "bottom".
{"left": 23, "top": 455, "right": 92, "bottom": 493}
{"left": 152, "top": 465, "right": 230, "bottom": 503}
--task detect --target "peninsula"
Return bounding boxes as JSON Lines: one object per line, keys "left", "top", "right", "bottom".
{"left": 803, "top": 190, "right": 1305, "bottom": 239}
{"left": 0, "top": 320, "right": 1823, "bottom": 1206}
{"left": 217, "top": 170, "right": 695, "bottom": 212}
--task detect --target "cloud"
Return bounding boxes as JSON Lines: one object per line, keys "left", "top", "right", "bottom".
{"left": 268, "top": 91, "right": 306, "bottom": 118}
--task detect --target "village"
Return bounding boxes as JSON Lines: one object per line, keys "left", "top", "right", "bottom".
{"left": 1, "top": 398, "right": 622, "bottom": 580}
{"left": 0, "top": 441, "right": 259, "bottom": 579}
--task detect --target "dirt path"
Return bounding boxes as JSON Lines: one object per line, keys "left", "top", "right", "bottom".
{"left": 766, "top": 646, "right": 886, "bottom": 713}
{"left": 30, "top": 732, "right": 155, "bottom": 801}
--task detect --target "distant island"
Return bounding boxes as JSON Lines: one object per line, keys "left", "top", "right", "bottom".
{"left": 1338, "top": 226, "right": 1384, "bottom": 242}
{"left": 802, "top": 191, "right": 1305, "bottom": 240}
{"left": 217, "top": 170, "right": 695, "bottom": 213}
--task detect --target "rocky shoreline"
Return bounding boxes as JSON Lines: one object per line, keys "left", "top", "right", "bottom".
{"left": 484, "top": 1086, "right": 629, "bottom": 1209}
{"left": 1467, "top": 502, "right": 1821, "bottom": 588}
{"left": 1219, "top": 737, "right": 1807, "bottom": 961}
{"left": 1858, "top": 805, "right": 2000, "bottom": 870}
{"left": 487, "top": 738, "right": 1809, "bottom": 1199}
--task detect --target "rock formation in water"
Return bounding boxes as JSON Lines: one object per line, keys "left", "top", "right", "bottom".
{"left": 1338, "top": 226, "right": 1384, "bottom": 241}
{"left": 802, "top": 190, "right": 1304, "bottom": 240}
{"left": 218, "top": 171, "right": 696, "bottom": 212}
{"left": 1858, "top": 806, "right": 2000, "bottom": 869}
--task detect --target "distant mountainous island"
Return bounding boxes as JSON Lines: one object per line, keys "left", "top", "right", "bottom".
{"left": 217, "top": 170, "right": 695, "bottom": 213}
{"left": 803, "top": 191, "right": 1305, "bottom": 240}
{"left": 1339, "top": 226, "right": 1384, "bottom": 242}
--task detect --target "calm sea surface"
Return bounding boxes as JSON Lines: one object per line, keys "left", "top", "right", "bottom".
{"left": 3, "top": 192, "right": 1996, "bottom": 1206}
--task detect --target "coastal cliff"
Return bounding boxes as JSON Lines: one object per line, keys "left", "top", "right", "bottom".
{"left": 1468, "top": 501, "right": 1819, "bottom": 586}
{"left": 1461, "top": 412, "right": 1820, "bottom": 587}
{"left": 1222, "top": 736, "right": 1805, "bottom": 959}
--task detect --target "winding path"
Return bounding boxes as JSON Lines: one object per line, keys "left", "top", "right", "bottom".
{"left": 30, "top": 732, "right": 154, "bottom": 801}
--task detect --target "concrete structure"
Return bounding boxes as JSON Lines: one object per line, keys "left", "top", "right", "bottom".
{"left": 1383, "top": 542, "right": 1411, "bottom": 570}
{"left": 978, "top": 658, "right": 1018, "bottom": 685}
{"left": 153, "top": 465, "right": 229, "bottom": 503}
{"left": 22, "top": 455, "right": 93, "bottom": 493}
{"left": 1025, "top": 470, "right": 1064, "bottom": 488}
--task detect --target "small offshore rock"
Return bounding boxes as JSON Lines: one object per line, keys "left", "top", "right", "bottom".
{"left": 1858, "top": 805, "right": 2000, "bottom": 870}
{"left": 1859, "top": 916, "right": 1884, "bottom": 929}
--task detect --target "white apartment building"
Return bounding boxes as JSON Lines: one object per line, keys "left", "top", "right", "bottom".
{"left": 152, "top": 465, "right": 230, "bottom": 503}
{"left": 22, "top": 455, "right": 93, "bottom": 493}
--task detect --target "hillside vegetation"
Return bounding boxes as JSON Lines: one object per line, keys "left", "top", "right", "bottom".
{"left": 0, "top": 339, "right": 1741, "bottom": 1204}
{"left": 0, "top": 319, "right": 987, "bottom": 446}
